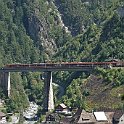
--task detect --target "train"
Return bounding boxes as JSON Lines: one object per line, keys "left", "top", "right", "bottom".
{"left": 5, "top": 60, "right": 124, "bottom": 68}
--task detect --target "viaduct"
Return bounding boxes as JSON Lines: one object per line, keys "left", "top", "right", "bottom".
{"left": 0, "top": 61, "right": 123, "bottom": 111}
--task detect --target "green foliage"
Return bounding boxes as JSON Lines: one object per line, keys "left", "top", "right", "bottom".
{"left": 8, "top": 73, "right": 29, "bottom": 112}
{"left": 61, "top": 78, "right": 87, "bottom": 109}
{"left": 38, "top": 115, "right": 46, "bottom": 123}
{"left": 121, "top": 94, "right": 124, "bottom": 101}
{"left": 95, "top": 68, "right": 124, "bottom": 86}
{"left": 0, "top": 87, "right": 5, "bottom": 99}
{"left": 0, "top": 0, "right": 124, "bottom": 112}
{"left": 55, "top": 0, "right": 123, "bottom": 36}
{"left": 5, "top": 98, "right": 16, "bottom": 113}
{"left": 6, "top": 115, "right": 12, "bottom": 122}
{"left": 22, "top": 72, "right": 44, "bottom": 105}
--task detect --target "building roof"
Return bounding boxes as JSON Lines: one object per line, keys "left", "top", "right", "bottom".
{"left": 0, "top": 112, "right": 5, "bottom": 117}
{"left": 70, "top": 109, "right": 96, "bottom": 123}
{"left": 59, "top": 103, "right": 67, "bottom": 108}
{"left": 70, "top": 109, "right": 82, "bottom": 123}
{"left": 63, "top": 109, "right": 117, "bottom": 123}
{"left": 81, "top": 110, "right": 91, "bottom": 120}
{"left": 94, "top": 112, "right": 108, "bottom": 121}
{"left": 60, "top": 117, "right": 70, "bottom": 124}
{"left": 105, "top": 112, "right": 115, "bottom": 123}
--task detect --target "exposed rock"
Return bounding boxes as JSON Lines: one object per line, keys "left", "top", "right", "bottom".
{"left": 51, "top": 1, "right": 71, "bottom": 34}
{"left": 24, "top": 0, "right": 71, "bottom": 58}
{"left": 27, "top": 7, "right": 57, "bottom": 58}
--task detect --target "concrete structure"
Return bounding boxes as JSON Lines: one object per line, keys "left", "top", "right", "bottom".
{"left": 0, "top": 72, "right": 10, "bottom": 96}
{"left": 44, "top": 71, "right": 54, "bottom": 111}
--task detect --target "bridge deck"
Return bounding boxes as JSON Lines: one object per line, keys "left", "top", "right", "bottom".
{"left": 0, "top": 66, "right": 95, "bottom": 72}
{"left": 0, "top": 62, "right": 124, "bottom": 72}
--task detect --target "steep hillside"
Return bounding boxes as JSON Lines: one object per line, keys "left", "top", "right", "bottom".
{"left": 60, "top": 69, "right": 124, "bottom": 110}
{"left": 55, "top": 0, "right": 123, "bottom": 36}
{"left": 0, "top": 0, "right": 124, "bottom": 112}
{"left": 86, "top": 74, "right": 124, "bottom": 110}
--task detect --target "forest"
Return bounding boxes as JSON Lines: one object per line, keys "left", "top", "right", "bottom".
{"left": 0, "top": 0, "right": 124, "bottom": 114}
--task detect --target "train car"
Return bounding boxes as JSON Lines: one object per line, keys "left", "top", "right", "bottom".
{"left": 6, "top": 63, "right": 30, "bottom": 68}
{"left": 5, "top": 61, "right": 123, "bottom": 69}
{"left": 6, "top": 63, "right": 21, "bottom": 68}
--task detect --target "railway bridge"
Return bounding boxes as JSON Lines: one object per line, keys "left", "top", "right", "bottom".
{"left": 0, "top": 61, "right": 123, "bottom": 111}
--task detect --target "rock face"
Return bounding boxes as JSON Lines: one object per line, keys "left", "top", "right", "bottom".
{"left": 23, "top": 1, "right": 57, "bottom": 59}
{"left": 28, "top": 14, "right": 57, "bottom": 57}
{"left": 50, "top": 1, "right": 71, "bottom": 34}
{"left": 28, "top": 13, "right": 57, "bottom": 57}
{"left": 22, "top": 0, "right": 72, "bottom": 59}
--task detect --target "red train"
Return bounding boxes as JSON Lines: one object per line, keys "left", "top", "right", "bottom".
{"left": 5, "top": 61, "right": 124, "bottom": 68}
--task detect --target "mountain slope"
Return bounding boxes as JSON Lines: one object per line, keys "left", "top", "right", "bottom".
{"left": 0, "top": 0, "right": 124, "bottom": 112}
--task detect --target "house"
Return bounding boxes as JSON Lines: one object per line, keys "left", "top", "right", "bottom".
{"left": 96, "top": 108, "right": 115, "bottom": 124}
{"left": 55, "top": 103, "right": 68, "bottom": 113}
{"left": 104, "top": 112, "right": 114, "bottom": 124}
{"left": 69, "top": 109, "right": 96, "bottom": 124}
{"left": 46, "top": 114, "right": 55, "bottom": 122}
{"left": 45, "top": 113, "right": 60, "bottom": 124}
{"left": 59, "top": 108, "right": 123, "bottom": 124}
{"left": 65, "top": 109, "right": 114, "bottom": 124}
{"left": 0, "top": 112, "right": 6, "bottom": 123}
{"left": 113, "top": 110, "right": 124, "bottom": 124}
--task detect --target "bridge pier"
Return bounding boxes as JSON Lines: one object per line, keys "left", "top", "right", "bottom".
{"left": 43, "top": 71, "right": 54, "bottom": 112}
{"left": 0, "top": 72, "right": 10, "bottom": 97}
